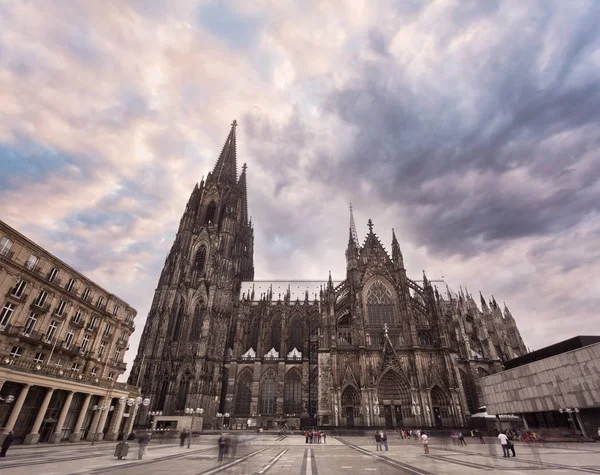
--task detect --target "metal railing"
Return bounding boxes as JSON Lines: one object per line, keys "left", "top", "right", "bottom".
{"left": 0, "top": 357, "right": 140, "bottom": 393}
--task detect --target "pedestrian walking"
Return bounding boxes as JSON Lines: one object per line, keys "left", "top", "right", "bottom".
{"left": 305, "top": 430, "right": 309, "bottom": 444}
{"left": 229, "top": 434, "right": 238, "bottom": 458}
{"left": 180, "top": 430, "right": 187, "bottom": 447}
{"left": 322, "top": 431, "right": 326, "bottom": 444}
{"left": 474, "top": 429, "right": 485, "bottom": 444}
{"left": 0, "top": 431, "right": 15, "bottom": 458}
{"left": 137, "top": 432, "right": 150, "bottom": 460}
{"left": 506, "top": 432, "right": 516, "bottom": 457}
{"left": 421, "top": 432, "right": 429, "bottom": 454}
{"left": 498, "top": 431, "right": 509, "bottom": 457}
{"left": 374, "top": 431, "right": 382, "bottom": 451}
{"left": 458, "top": 431, "right": 467, "bottom": 446}
{"left": 381, "top": 431, "right": 388, "bottom": 451}
{"left": 218, "top": 433, "right": 227, "bottom": 461}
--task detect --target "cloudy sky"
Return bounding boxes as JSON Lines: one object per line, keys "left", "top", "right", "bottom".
{"left": 1, "top": 0, "right": 599, "bottom": 380}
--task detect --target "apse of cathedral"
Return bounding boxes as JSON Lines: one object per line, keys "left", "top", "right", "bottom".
{"left": 129, "top": 121, "right": 528, "bottom": 430}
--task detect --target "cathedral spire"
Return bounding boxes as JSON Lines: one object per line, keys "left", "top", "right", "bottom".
{"left": 211, "top": 120, "right": 238, "bottom": 185}
{"left": 391, "top": 228, "right": 404, "bottom": 269}
{"left": 349, "top": 203, "right": 359, "bottom": 247}
{"left": 238, "top": 162, "right": 249, "bottom": 223}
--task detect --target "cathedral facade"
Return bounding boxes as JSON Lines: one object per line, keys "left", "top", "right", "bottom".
{"left": 129, "top": 122, "right": 527, "bottom": 430}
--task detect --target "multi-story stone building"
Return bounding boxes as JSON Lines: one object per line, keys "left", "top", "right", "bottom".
{"left": 130, "top": 121, "right": 528, "bottom": 430}
{"left": 0, "top": 220, "right": 140, "bottom": 444}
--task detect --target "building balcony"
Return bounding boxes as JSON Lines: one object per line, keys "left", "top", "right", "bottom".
{"left": 20, "top": 330, "right": 45, "bottom": 343}
{"left": 116, "top": 361, "right": 127, "bottom": 371}
{"left": 6, "top": 291, "right": 28, "bottom": 304}
{"left": 71, "top": 318, "right": 84, "bottom": 328}
{"left": 0, "top": 249, "right": 15, "bottom": 261}
{"left": 52, "top": 309, "right": 68, "bottom": 320}
{"left": 30, "top": 301, "right": 51, "bottom": 314}
{"left": 0, "top": 356, "right": 140, "bottom": 393}
{"left": 0, "top": 324, "right": 20, "bottom": 336}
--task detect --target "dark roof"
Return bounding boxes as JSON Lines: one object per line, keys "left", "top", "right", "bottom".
{"left": 503, "top": 335, "right": 600, "bottom": 370}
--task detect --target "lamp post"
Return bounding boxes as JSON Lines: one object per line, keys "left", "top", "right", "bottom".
{"left": 184, "top": 408, "right": 204, "bottom": 448}
{"left": 123, "top": 396, "right": 150, "bottom": 439}
{"left": 149, "top": 410, "right": 162, "bottom": 431}
{"left": 91, "top": 404, "right": 114, "bottom": 445}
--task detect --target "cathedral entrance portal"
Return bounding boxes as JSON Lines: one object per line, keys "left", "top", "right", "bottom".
{"left": 345, "top": 406, "right": 354, "bottom": 427}
{"left": 341, "top": 386, "right": 360, "bottom": 428}
{"left": 377, "top": 370, "right": 411, "bottom": 429}
{"left": 394, "top": 405, "right": 403, "bottom": 427}
{"left": 433, "top": 407, "right": 443, "bottom": 428}
{"left": 383, "top": 405, "right": 393, "bottom": 428}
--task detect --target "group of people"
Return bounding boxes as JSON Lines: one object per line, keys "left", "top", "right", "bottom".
{"left": 304, "top": 429, "right": 326, "bottom": 443}
{"left": 217, "top": 433, "right": 238, "bottom": 461}
{"left": 394, "top": 429, "right": 423, "bottom": 440}
{"left": 450, "top": 431, "right": 468, "bottom": 445}
{"left": 498, "top": 430, "right": 517, "bottom": 457}
{"left": 373, "top": 431, "right": 389, "bottom": 451}
{"left": 376, "top": 429, "right": 431, "bottom": 454}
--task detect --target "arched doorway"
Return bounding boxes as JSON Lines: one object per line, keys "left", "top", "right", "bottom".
{"left": 431, "top": 386, "right": 451, "bottom": 428}
{"left": 377, "top": 370, "right": 411, "bottom": 429}
{"left": 234, "top": 370, "right": 253, "bottom": 416}
{"left": 341, "top": 386, "right": 360, "bottom": 428}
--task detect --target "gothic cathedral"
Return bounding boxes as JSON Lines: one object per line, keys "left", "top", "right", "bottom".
{"left": 129, "top": 121, "right": 527, "bottom": 430}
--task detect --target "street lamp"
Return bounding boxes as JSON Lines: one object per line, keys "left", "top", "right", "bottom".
{"left": 149, "top": 410, "right": 162, "bottom": 431}
{"left": 184, "top": 408, "right": 204, "bottom": 448}
{"left": 91, "top": 404, "right": 114, "bottom": 445}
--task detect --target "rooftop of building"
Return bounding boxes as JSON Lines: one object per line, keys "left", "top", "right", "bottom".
{"left": 239, "top": 279, "right": 448, "bottom": 301}
{"left": 0, "top": 219, "right": 135, "bottom": 311}
{"left": 503, "top": 335, "right": 600, "bottom": 370}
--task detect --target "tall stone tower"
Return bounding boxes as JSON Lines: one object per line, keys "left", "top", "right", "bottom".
{"left": 128, "top": 121, "right": 254, "bottom": 425}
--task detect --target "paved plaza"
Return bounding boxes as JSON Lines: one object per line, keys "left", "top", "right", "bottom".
{"left": 1, "top": 434, "right": 599, "bottom": 474}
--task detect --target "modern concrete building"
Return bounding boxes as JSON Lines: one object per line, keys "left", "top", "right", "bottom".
{"left": 0, "top": 220, "right": 141, "bottom": 444}
{"left": 480, "top": 336, "right": 600, "bottom": 438}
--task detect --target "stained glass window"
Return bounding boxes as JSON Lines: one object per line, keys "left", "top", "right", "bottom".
{"left": 366, "top": 281, "right": 395, "bottom": 327}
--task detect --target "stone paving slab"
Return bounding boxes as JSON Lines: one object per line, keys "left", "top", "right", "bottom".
{"left": 1, "top": 435, "right": 599, "bottom": 474}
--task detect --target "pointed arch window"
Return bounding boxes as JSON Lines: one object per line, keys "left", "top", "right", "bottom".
{"left": 195, "top": 245, "right": 207, "bottom": 274}
{"left": 171, "top": 303, "right": 185, "bottom": 341}
{"left": 366, "top": 281, "right": 396, "bottom": 327}
{"left": 176, "top": 374, "right": 192, "bottom": 411}
{"left": 248, "top": 316, "right": 260, "bottom": 353}
{"left": 260, "top": 375, "right": 277, "bottom": 415}
{"left": 157, "top": 379, "right": 169, "bottom": 411}
{"left": 190, "top": 304, "right": 204, "bottom": 341}
{"left": 284, "top": 370, "right": 302, "bottom": 414}
{"left": 234, "top": 370, "right": 253, "bottom": 415}
{"left": 269, "top": 315, "right": 281, "bottom": 353}
{"left": 205, "top": 201, "right": 217, "bottom": 225}
{"left": 289, "top": 318, "right": 303, "bottom": 352}
{"left": 460, "top": 370, "right": 477, "bottom": 415}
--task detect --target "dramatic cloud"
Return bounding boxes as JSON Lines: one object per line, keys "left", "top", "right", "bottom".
{"left": 1, "top": 0, "right": 599, "bottom": 379}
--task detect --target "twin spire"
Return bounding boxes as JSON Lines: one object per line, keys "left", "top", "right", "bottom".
{"left": 212, "top": 119, "right": 239, "bottom": 184}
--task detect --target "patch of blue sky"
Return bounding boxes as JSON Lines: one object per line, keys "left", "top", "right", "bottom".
{"left": 64, "top": 208, "right": 136, "bottom": 230}
{"left": 196, "top": 1, "right": 262, "bottom": 49}
{"left": 60, "top": 24, "right": 103, "bottom": 65}
{"left": 0, "top": 140, "right": 82, "bottom": 189}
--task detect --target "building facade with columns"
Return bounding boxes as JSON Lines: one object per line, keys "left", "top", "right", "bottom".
{"left": 130, "top": 121, "right": 528, "bottom": 430}
{"left": 0, "top": 220, "right": 140, "bottom": 444}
